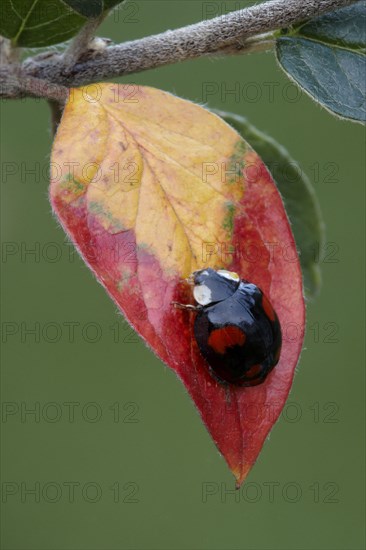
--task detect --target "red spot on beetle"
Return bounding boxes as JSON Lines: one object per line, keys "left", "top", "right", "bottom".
{"left": 245, "top": 364, "right": 262, "bottom": 379}
{"left": 274, "top": 345, "right": 282, "bottom": 364}
{"left": 262, "top": 294, "right": 276, "bottom": 322}
{"left": 208, "top": 326, "right": 246, "bottom": 355}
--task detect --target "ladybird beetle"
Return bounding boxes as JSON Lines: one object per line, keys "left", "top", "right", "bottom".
{"left": 175, "top": 268, "right": 282, "bottom": 387}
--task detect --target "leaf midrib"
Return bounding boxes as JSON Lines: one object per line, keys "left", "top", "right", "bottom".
{"left": 105, "top": 107, "right": 236, "bottom": 203}
{"left": 11, "top": 0, "right": 88, "bottom": 44}
{"left": 12, "top": 0, "right": 39, "bottom": 45}
{"left": 281, "top": 32, "right": 366, "bottom": 56}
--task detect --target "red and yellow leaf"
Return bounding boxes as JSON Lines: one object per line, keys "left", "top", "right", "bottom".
{"left": 50, "top": 84, "right": 305, "bottom": 486}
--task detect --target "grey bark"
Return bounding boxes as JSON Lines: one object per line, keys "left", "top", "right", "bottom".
{"left": 0, "top": 0, "right": 358, "bottom": 101}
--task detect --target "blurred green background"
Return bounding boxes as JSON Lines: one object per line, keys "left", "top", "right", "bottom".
{"left": 1, "top": 1, "right": 365, "bottom": 549}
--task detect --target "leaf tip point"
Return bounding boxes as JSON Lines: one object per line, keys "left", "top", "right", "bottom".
{"left": 233, "top": 462, "right": 252, "bottom": 489}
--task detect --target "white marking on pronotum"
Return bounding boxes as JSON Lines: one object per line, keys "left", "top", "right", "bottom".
{"left": 217, "top": 269, "right": 240, "bottom": 282}
{"left": 193, "top": 284, "right": 212, "bottom": 306}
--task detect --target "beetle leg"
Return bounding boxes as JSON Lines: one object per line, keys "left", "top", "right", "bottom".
{"left": 171, "top": 301, "right": 201, "bottom": 311}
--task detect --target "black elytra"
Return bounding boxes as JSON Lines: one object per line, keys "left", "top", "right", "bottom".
{"left": 189, "top": 268, "right": 282, "bottom": 387}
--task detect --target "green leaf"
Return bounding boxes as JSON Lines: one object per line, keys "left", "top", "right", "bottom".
{"left": 0, "top": 0, "right": 124, "bottom": 47}
{"left": 214, "top": 109, "right": 325, "bottom": 300}
{"left": 276, "top": 2, "right": 366, "bottom": 123}
{"left": 64, "top": 0, "right": 123, "bottom": 16}
{"left": 103, "top": 0, "right": 123, "bottom": 9}
{"left": 63, "top": 1, "right": 104, "bottom": 18}
{"left": 295, "top": 1, "right": 366, "bottom": 49}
